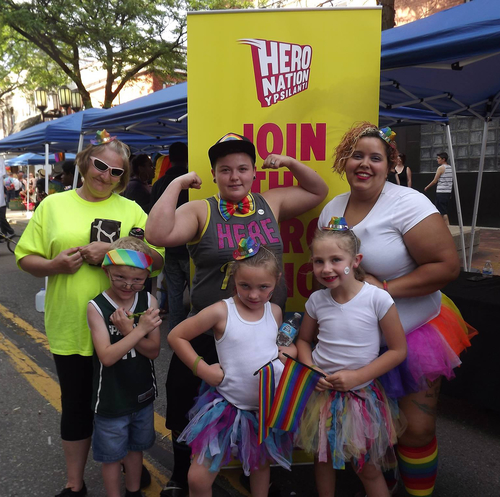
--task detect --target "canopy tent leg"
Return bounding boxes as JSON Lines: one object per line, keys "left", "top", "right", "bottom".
{"left": 467, "top": 120, "right": 489, "bottom": 272}
{"left": 72, "top": 133, "right": 85, "bottom": 190}
{"left": 444, "top": 125, "right": 467, "bottom": 270}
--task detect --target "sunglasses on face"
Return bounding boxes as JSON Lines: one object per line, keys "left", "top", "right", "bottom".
{"left": 90, "top": 156, "right": 124, "bottom": 177}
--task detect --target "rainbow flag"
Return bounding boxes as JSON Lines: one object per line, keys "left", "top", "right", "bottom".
{"left": 266, "top": 355, "right": 323, "bottom": 433}
{"left": 258, "top": 361, "right": 275, "bottom": 444}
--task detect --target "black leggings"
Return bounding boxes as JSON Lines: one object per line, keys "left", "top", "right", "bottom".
{"left": 53, "top": 354, "right": 94, "bottom": 441}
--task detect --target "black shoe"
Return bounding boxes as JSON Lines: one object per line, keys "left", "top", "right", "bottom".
{"left": 55, "top": 482, "right": 87, "bottom": 496}
{"left": 121, "top": 463, "right": 151, "bottom": 489}
{"left": 125, "top": 490, "right": 144, "bottom": 497}
{"left": 159, "top": 480, "right": 188, "bottom": 497}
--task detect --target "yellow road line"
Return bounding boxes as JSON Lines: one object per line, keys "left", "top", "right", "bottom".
{"left": 0, "top": 303, "right": 51, "bottom": 350}
{"left": 0, "top": 330, "right": 166, "bottom": 495}
{"left": 0, "top": 305, "right": 248, "bottom": 495}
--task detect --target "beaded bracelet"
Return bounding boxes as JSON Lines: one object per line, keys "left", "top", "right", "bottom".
{"left": 192, "top": 355, "right": 203, "bottom": 377}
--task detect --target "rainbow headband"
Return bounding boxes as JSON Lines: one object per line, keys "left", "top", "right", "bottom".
{"left": 102, "top": 249, "right": 153, "bottom": 273}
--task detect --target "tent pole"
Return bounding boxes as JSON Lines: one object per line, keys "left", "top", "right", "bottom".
{"left": 445, "top": 125, "right": 467, "bottom": 270}
{"left": 44, "top": 143, "right": 50, "bottom": 199}
{"left": 73, "top": 133, "right": 85, "bottom": 190}
{"left": 467, "top": 120, "right": 489, "bottom": 271}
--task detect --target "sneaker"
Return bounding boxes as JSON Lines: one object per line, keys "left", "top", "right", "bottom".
{"left": 159, "top": 480, "right": 188, "bottom": 497}
{"left": 55, "top": 482, "right": 87, "bottom": 496}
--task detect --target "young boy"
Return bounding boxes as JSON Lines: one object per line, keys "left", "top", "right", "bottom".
{"left": 87, "top": 237, "right": 162, "bottom": 497}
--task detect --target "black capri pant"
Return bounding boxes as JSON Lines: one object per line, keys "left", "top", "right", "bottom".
{"left": 53, "top": 354, "right": 94, "bottom": 441}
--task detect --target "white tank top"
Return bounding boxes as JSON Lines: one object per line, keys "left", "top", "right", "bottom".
{"left": 215, "top": 298, "right": 283, "bottom": 411}
{"left": 436, "top": 165, "right": 453, "bottom": 193}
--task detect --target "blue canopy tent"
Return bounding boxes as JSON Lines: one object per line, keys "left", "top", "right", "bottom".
{"left": 80, "top": 82, "right": 188, "bottom": 141}
{"left": 5, "top": 152, "right": 76, "bottom": 166}
{"left": 380, "top": 0, "right": 500, "bottom": 269}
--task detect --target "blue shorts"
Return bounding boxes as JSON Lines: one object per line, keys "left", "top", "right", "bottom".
{"left": 92, "top": 403, "right": 155, "bottom": 463}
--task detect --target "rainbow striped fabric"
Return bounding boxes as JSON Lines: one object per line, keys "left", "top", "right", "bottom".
{"left": 102, "top": 248, "right": 153, "bottom": 272}
{"left": 258, "top": 362, "right": 275, "bottom": 444}
{"left": 218, "top": 193, "right": 255, "bottom": 221}
{"left": 266, "top": 356, "right": 323, "bottom": 433}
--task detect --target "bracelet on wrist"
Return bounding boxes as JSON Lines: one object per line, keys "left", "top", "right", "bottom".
{"left": 192, "top": 355, "right": 203, "bottom": 377}
{"left": 383, "top": 280, "right": 389, "bottom": 292}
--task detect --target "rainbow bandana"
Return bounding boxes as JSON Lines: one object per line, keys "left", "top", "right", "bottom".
{"left": 102, "top": 249, "right": 153, "bottom": 273}
{"left": 218, "top": 193, "right": 255, "bottom": 221}
{"left": 266, "top": 355, "right": 324, "bottom": 433}
{"left": 322, "top": 216, "right": 349, "bottom": 231}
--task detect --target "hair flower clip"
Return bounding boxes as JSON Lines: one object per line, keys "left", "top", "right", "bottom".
{"left": 91, "top": 129, "right": 117, "bottom": 146}
{"left": 322, "top": 216, "right": 350, "bottom": 231}
{"left": 378, "top": 127, "right": 397, "bottom": 148}
{"left": 233, "top": 236, "right": 261, "bottom": 260}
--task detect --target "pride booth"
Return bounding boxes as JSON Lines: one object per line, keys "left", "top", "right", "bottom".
{"left": 186, "top": 5, "right": 382, "bottom": 476}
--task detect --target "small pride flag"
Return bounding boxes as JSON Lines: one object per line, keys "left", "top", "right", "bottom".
{"left": 266, "top": 355, "right": 324, "bottom": 433}
{"left": 257, "top": 361, "right": 275, "bottom": 444}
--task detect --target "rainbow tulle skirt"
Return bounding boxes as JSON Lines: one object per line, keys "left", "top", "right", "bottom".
{"left": 295, "top": 380, "right": 405, "bottom": 473}
{"left": 178, "top": 383, "right": 293, "bottom": 476}
{"left": 379, "top": 294, "right": 478, "bottom": 399}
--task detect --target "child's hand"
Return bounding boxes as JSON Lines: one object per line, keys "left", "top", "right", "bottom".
{"left": 110, "top": 308, "right": 134, "bottom": 335}
{"left": 204, "top": 363, "right": 224, "bottom": 387}
{"left": 137, "top": 308, "right": 162, "bottom": 334}
{"left": 278, "top": 344, "right": 297, "bottom": 364}
{"left": 315, "top": 375, "right": 334, "bottom": 392}
{"left": 326, "top": 370, "right": 360, "bottom": 392}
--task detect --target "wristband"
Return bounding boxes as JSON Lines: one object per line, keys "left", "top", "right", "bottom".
{"left": 192, "top": 355, "right": 203, "bottom": 377}
{"left": 383, "top": 280, "right": 389, "bottom": 292}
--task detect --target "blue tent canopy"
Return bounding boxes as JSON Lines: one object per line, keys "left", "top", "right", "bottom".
{"left": 0, "top": 107, "right": 177, "bottom": 154}
{"left": 5, "top": 152, "right": 76, "bottom": 166}
{"left": 380, "top": 0, "right": 500, "bottom": 120}
{"left": 81, "top": 82, "right": 188, "bottom": 140}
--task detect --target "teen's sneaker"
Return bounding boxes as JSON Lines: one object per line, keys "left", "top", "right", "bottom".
{"left": 55, "top": 482, "right": 87, "bottom": 496}
{"left": 159, "top": 480, "right": 188, "bottom": 497}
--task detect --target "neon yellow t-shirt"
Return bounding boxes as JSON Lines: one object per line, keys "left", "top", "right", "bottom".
{"left": 15, "top": 190, "right": 164, "bottom": 356}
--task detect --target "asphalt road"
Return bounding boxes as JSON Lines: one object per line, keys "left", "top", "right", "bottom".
{"left": 1, "top": 213, "right": 499, "bottom": 497}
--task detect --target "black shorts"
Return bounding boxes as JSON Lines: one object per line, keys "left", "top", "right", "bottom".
{"left": 435, "top": 192, "right": 452, "bottom": 215}
{"left": 53, "top": 354, "right": 94, "bottom": 441}
{"left": 165, "top": 333, "right": 219, "bottom": 432}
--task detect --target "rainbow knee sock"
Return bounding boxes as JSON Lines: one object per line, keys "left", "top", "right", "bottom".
{"left": 397, "top": 437, "right": 438, "bottom": 496}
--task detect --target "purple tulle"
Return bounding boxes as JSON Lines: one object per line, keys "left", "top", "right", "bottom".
{"left": 178, "top": 383, "right": 293, "bottom": 476}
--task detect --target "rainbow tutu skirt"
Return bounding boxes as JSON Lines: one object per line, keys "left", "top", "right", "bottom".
{"left": 379, "top": 294, "right": 478, "bottom": 398}
{"left": 295, "top": 380, "right": 405, "bottom": 472}
{"left": 178, "top": 383, "right": 293, "bottom": 476}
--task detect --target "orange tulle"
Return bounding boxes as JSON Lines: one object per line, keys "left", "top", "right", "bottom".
{"left": 430, "top": 294, "right": 478, "bottom": 356}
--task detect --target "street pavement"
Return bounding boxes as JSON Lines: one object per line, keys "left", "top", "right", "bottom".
{"left": 1, "top": 211, "right": 500, "bottom": 496}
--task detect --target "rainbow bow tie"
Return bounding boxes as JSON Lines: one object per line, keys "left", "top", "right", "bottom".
{"left": 218, "top": 194, "right": 255, "bottom": 221}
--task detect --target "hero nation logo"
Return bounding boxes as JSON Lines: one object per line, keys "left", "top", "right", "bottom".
{"left": 239, "top": 38, "right": 312, "bottom": 108}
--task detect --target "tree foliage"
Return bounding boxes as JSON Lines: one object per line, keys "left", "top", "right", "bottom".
{"left": 0, "top": 0, "right": 253, "bottom": 108}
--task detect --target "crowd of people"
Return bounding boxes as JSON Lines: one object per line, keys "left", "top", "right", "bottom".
{"left": 12, "top": 124, "right": 476, "bottom": 497}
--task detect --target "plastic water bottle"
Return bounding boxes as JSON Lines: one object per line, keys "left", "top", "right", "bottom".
{"left": 277, "top": 312, "right": 302, "bottom": 346}
{"left": 482, "top": 260, "right": 494, "bottom": 277}
{"left": 35, "top": 288, "right": 46, "bottom": 313}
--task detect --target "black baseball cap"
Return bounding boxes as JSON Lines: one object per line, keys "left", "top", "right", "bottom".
{"left": 208, "top": 133, "right": 256, "bottom": 167}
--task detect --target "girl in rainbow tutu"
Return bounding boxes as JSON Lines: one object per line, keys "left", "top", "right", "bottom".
{"left": 167, "top": 237, "right": 295, "bottom": 497}
{"left": 295, "top": 219, "right": 408, "bottom": 497}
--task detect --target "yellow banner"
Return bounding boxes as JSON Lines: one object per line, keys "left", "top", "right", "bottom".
{"left": 188, "top": 8, "right": 381, "bottom": 311}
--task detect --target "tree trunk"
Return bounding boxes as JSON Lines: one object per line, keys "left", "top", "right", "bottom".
{"left": 378, "top": 0, "right": 395, "bottom": 30}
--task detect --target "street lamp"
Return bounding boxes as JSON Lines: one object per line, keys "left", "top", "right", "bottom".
{"left": 58, "top": 85, "right": 72, "bottom": 114}
{"left": 34, "top": 87, "right": 48, "bottom": 120}
{"left": 70, "top": 89, "right": 83, "bottom": 112}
